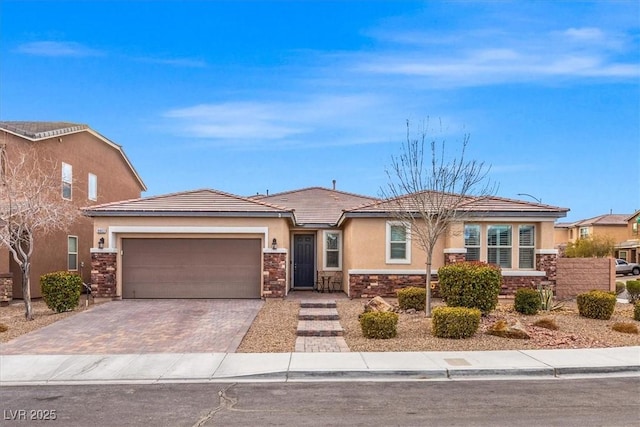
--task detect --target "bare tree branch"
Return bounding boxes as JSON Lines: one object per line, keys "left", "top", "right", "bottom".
{"left": 381, "top": 119, "right": 497, "bottom": 316}
{"left": 0, "top": 144, "right": 80, "bottom": 320}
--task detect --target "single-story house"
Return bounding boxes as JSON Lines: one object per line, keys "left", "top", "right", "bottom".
{"left": 84, "top": 186, "right": 568, "bottom": 299}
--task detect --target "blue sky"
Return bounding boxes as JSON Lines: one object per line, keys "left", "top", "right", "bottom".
{"left": 1, "top": 0, "right": 638, "bottom": 223}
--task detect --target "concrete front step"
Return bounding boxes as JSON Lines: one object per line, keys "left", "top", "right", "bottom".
{"left": 299, "top": 300, "right": 337, "bottom": 309}
{"left": 296, "top": 320, "right": 344, "bottom": 336}
{"left": 298, "top": 307, "right": 339, "bottom": 321}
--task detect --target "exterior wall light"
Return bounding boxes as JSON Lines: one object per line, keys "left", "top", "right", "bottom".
{"left": 272, "top": 238, "right": 277, "bottom": 250}
{"left": 98, "top": 237, "right": 105, "bottom": 250}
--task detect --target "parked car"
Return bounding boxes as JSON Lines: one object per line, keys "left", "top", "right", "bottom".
{"left": 615, "top": 259, "right": 640, "bottom": 276}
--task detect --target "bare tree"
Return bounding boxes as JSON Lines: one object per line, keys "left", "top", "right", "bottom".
{"left": 0, "top": 144, "right": 80, "bottom": 320}
{"left": 381, "top": 119, "right": 496, "bottom": 317}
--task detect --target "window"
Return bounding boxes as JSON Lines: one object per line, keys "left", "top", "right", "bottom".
{"left": 464, "top": 224, "right": 481, "bottom": 261}
{"left": 68, "top": 236, "right": 78, "bottom": 270}
{"left": 323, "top": 231, "right": 341, "bottom": 269}
{"left": 487, "top": 225, "right": 512, "bottom": 268}
{"left": 519, "top": 225, "right": 535, "bottom": 269}
{"left": 88, "top": 173, "right": 97, "bottom": 201}
{"left": 579, "top": 227, "right": 589, "bottom": 239}
{"left": 386, "top": 221, "right": 411, "bottom": 263}
{"left": 619, "top": 250, "right": 628, "bottom": 261}
{"left": 62, "top": 162, "right": 72, "bottom": 200}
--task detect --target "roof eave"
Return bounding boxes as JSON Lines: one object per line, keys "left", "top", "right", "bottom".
{"left": 83, "top": 210, "right": 294, "bottom": 218}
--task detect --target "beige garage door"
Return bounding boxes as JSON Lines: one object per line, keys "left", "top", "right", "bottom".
{"left": 122, "top": 238, "right": 261, "bottom": 299}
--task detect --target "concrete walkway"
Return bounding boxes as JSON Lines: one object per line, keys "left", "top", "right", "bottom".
{"left": 1, "top": 347, "right": 638, "bottom": 386}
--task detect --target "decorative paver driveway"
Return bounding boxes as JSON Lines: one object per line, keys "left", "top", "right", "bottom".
{"left": 0, "top": 299, "right": 264, "bottom": 355}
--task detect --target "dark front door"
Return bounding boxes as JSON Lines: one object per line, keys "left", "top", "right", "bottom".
{"left": 293, "top": 234, "right": 315, "bottom": 288}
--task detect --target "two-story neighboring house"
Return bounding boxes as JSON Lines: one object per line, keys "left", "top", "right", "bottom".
{"left": 0, "top": 122, "right": 146, "bottom": 301}
{"left": 614, "top": 210, "right": 640, "bottom": 264}
{"left": 554, "top": 214, "right": 631, "bottom": 247}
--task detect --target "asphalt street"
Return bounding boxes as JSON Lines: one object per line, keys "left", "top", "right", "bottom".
{"left": 2, "top": 378, "right": 639, "bottom": 426}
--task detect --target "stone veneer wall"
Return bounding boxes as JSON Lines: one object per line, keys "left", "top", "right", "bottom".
{"left": 0, "top": 273, "right": 13, "bottom": 304}
{"left": 263, "top": 252, "right": 287, "bottom": 298}
{"left": 91, "top": 251, "right": 117, "bottom": 298}
{"left": 349, "top": 273, "right": 440, "bottom": 299}
{"left": 349, "top": 251, "right": 559, "bottom": 299}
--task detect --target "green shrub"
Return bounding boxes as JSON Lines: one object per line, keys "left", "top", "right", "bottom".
{"left": 437, "top": 262, "right": 502, "bottom": 314}
{"left": 431, "top": 306, "right": 481, "bottom": 339}
{"left": 359, "top": 311, "right": 398, "bottom": 339}
{"left": 397, "top": 287, "right": 426, "bottom": 311}
{"left": 615, "top": 281, "right": 626, "bottom": 295}
{"left": 634, "top": 302, "right": 640, "bottom": 322}
{"left": 576, "top": 290, "right": 616, "bottom": 320}
{"left": 514, "top": 288, "right": 541, "bottom": 315}
{"left": 626, "top": 280, "right": 640, "bottom": 304}
{"left": 40, "top": 271, "right": 82, "bottom": 313}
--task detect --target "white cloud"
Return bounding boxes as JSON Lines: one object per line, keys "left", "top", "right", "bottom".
{"left": 350, "top": 24, "right": 639, "bottom": 86}
{"left": 163, "top": 95, "right": 408, "bottom": 149}
{"left": 15, "top": 41, "right": 102, "bottom": 57}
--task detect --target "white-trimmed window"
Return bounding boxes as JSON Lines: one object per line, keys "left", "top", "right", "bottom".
{"left": 62, "top": 162, "right": 72, "bottom": 200}
{"left": 323, "top": 231, "right": 341, "bottom": 269}
{"left": 487, "top": 225, "right": 512, "bottom": 268}
{"left": 464, "top": 224, "right": 481, "bottom": 261}
{"left": 88, "top": 173, "right": 97, "bottom": 201}
{"left": 68, "top": 236, "right": 78, "bottom": 270}
{"left": 579, "top": 227, "right": 589, "bottom": 239}
{"left": 518, "top": 225, "right": 535, "bottom": 269}
{"left": 386, "top": 221, "right": 411, "bottom": 264}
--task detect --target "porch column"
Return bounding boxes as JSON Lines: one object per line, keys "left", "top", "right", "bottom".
{"left": 263, "top": 249, "right": 287, "bottom": 298}
{"left": 90, "top": 249, "right": 118, "bottom": 298}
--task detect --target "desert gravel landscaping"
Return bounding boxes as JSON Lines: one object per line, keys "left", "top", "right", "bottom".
{"left": 2, "top": 296, "right": 639, "bottom": 352}
{"left": 237, "top": 296, "right": 639, "bottom": 352}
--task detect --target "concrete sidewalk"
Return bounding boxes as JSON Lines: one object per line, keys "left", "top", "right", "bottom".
{"left": 1, "top": 347, "right": 638, "bottom": 385}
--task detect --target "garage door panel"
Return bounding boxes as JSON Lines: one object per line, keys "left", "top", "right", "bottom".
{"left": 122, "top": 238, "right": 261, "bottom": 299}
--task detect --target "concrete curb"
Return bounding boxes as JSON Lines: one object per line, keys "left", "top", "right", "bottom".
{"left": 1, "top": 347, "right": 638, "bottom": 386}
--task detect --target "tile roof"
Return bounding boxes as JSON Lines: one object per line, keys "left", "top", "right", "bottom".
{"left": 565, "top": 213, "right": 631, "bottom": 227}
{"left": 84, "top": 189, "right": 294, "bottom": 217}
{"left": 343, "top": 191, "right": 569, "bottom": 218}
{"left": 254, "top": 187, "right": 379, "bottom": 225}
{"left": 0, "top": 121, "right": 89, "bottom": 140}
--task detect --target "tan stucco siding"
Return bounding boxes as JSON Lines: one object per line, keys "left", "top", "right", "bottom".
{"left": 343, "top": 218, "right": 436, "bottom": 271}
{"left": 92, "top": 216, "right": 291, "bottom": 250}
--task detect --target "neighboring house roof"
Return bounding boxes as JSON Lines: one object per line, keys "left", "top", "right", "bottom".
{"left": 560, "top": 213, "right": 631, "bottom": 228}
{"left": 0, "top": 121, "right": 146, "bottom": 192}
{"left": 254, "top": 187, "right": 379, "bottom": 226}
{"left": 341, "top": 191, "right": 568, "bottom": 220}
{"left": 625, "top": 210, "right": 640, "bottom": 222}
{"left": 83, "top": 189, "right": 295, "bottom": 218}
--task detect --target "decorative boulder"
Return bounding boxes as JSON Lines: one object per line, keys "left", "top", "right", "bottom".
{"left": 487, "top": 319, "right": 530, "bottom": 339}
{"left": 364, "top": 296, "right": 393, "bottom": 313}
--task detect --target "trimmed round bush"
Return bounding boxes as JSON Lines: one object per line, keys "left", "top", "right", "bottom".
{"left": 397, "top": 286, "right": 426, "bottom": 311}
{"left": 437, "top": 261, "right": 502, "bottom": 314}
{"left": 626, "top": 280, "right": 640, "bottom": 304}
{"left": 514, "top": 288, "right": 541, "bottom": 315}
{"left": 615, "top": 281, "right": 626, "bottom": 295}
{"left": 359, "top": 311, "right": 398, "bottom": 339}
{"left": 40, "top": 271, "right": 82, "bottom": 313}
{"left": 634, "top": 302, "right": 640, "bottom": 322}
{"left": 576, "top": 290, "right": 616, "bottom": 320}
{"left": 431, "top": 306, "right": 481, "bottom": 339}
